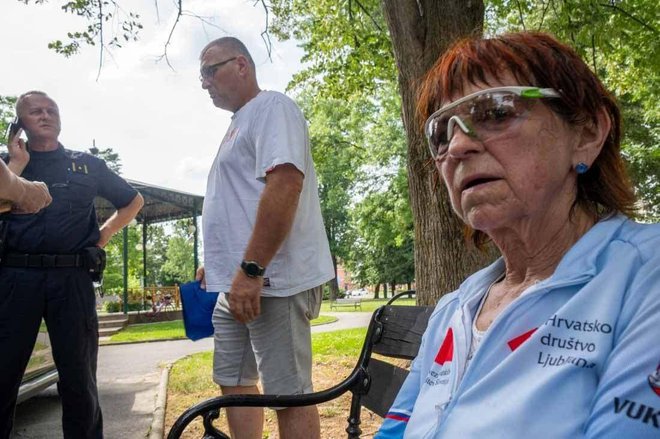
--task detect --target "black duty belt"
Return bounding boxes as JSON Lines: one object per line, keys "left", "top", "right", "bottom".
{"left": 1, "top": 253, "right": 84, "bottom": 268}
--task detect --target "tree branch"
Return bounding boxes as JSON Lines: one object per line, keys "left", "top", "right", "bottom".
{"left": 156, "top": 0, "right": 183, "bottom": 69}
{"left": 96, "top": 0, "right": 104, "bottom": 81}
{"left": 591, "top": 33, "right": 597, "bottom": 72}
{"left": 599, "top": 2, "right": 658, "bottom": 34}
{"left": 515, "top": 0, "right": 526, "bottom": 30}
{"left": 256, "top": 0, "right": 272, "bottom": 60}
{"left": 537, "top": 0, "right": 551, "bottom": 30}
{"left": 354, "top": 0, "right": 383, "bottom": 32}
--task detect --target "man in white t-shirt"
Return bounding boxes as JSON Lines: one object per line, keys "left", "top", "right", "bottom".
{"left": 196, "top": 37, "right": 334, "bottom": 439}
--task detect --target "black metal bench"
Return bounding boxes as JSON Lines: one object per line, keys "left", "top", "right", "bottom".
{"left": 168, "top": 291, "right": 432, "bottom": 439}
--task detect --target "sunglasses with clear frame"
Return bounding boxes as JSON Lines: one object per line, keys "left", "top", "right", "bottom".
{"left": 424, "top": 86, "right": 561, "bottom": 159}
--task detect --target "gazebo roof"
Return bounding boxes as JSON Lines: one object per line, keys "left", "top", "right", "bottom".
{"left": 95, "top": 179, "right": 204, "bottom": 224}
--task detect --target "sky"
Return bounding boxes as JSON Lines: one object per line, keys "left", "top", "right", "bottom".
{"left": 0, "top": 0, "right": 304, "bottom": 196}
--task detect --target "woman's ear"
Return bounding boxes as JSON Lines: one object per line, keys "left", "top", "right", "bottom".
{"left": 573, "top": 106, "right": 611, "bottom": 168}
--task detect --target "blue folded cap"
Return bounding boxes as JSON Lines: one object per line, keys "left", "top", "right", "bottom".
{"left": 179, "top": 280, "right": 219, "bottom": 341}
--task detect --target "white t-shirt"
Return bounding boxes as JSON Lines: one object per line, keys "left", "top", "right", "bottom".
{"left": 202, "top": 90, "right": 334, "bottom": 296}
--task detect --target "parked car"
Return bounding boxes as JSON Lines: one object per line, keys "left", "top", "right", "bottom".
{"left": 347, "top": 288, "right": 369, "bottom": 298}
{"left": 18, "top": 320, "right": 58, "bottom": 403}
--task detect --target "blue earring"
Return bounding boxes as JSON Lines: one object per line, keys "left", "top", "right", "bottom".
{"left": 575, "top": 162, "right": 589, "bottom": 174}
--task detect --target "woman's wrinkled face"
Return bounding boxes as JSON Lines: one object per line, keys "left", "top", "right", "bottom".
{"left": 435, "top": 73, "right": 581, "bottom": 233}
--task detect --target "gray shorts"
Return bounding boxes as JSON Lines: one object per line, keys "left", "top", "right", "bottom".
{"left": 212, "top": 286, "right": 322, "bottom": 395}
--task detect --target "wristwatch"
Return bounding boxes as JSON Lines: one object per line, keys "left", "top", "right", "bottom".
{"left": 240, "top": 260, "right": 265, "bottom": 278}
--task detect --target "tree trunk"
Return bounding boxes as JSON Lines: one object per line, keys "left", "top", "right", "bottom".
{"left": 374, "top": 283, "right": 381, "bottom": 299}
{"left": 381, "top": 0, "right": 497, "bottom": 306}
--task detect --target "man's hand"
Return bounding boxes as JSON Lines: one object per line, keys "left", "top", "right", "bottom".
{"left": 95, "top": 193, "right": 144, "bottom": 248}
{"left": 96, "top": 226, "right": 113, "bottom": 248}
{"left": 228, "top": 270, "right": 262, "bottom": 323}
{"left": 195, "top": 266, "right": 206, "bottom": 290}
{"left": 7, "top": 128, "right": 30, "bottom": 174}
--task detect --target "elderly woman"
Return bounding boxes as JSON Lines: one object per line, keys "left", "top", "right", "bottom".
{"left": 376, "top": 32, "right": 660, "bottom": 438}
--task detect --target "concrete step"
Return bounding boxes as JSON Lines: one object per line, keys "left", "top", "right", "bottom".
{"left": 98, "top": 326, "right": 126, "bottom": 337}
{"left": 98, "top": 318, "right": 128, "bottom": 329}
{"left": 97, "top": 312, "right": 128, "bottom": 322}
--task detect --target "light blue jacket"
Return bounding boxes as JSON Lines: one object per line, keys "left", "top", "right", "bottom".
{"left": 377, "top": 215, "right": 660, "bottom": 438}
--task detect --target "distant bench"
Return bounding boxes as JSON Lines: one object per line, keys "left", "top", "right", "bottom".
{"left": 330, "top": 297, "right": 362, "bottom": 311}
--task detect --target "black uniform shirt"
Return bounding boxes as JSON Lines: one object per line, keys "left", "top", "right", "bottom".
{"left": 2, "top": 145, "right": 137, "bottom": 254}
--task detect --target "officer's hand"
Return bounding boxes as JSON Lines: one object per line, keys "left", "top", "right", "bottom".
{"left": 8, "top": 128, "right": 30, "bottom": 172}
{"left": 97, "top": 226, "right": 113, "bottom": 248}
{"left": 195, "top": 266, "right": 206, "bottom": 290}
{"left": 228, "top": 271, "right": 261, "bottom": 323}
{"left": 12, "top": 178, "right": 52, "bottom": 214}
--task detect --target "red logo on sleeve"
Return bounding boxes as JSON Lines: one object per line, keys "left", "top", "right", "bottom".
{"left": 434, "top": 327, "right": 454, "bottom": 365}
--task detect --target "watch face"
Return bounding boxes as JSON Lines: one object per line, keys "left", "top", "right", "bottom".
{"left": 241, "top": 261, "right": 264, "bottom": 277}
{"left": 245, "top": 263, "right": 259, "bottom": 276}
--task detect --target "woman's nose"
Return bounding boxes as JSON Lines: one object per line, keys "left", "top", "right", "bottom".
{"left": 446, "top": 122, "right": 483, "bottom": 159}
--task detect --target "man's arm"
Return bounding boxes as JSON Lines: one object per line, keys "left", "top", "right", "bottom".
{"left": 0, "top": 160, "right": 51, "bottom": 213}
{"left": 228, "top": 163, "right": 303, "bottom": 323}
{"left": 96, "top": 193, "right": 144, "bottom": 248}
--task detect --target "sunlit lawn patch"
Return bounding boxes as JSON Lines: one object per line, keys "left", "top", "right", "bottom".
{"left": 105, "top": 314, "right": 338, "bottom": 344}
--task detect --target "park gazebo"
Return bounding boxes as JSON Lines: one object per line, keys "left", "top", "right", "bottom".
{"left": 94, "top": 179, "right": 204, "bottom": 313}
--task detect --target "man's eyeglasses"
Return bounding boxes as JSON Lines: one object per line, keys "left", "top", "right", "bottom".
{"left": 424, "top": 86, "right": 561, "bottom": 159}
{"left": 199, "top": 57, "right": 238, "bottom": 81}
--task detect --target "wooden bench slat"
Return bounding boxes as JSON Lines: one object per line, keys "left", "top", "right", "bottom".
{"left": 373, "top": 305, "right": 433, "bottom": 360}
{"left": 361, "top": 358, "right": 410, "bottom": 418}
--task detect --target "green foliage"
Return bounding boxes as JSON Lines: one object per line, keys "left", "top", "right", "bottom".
{"left": 89, "top": 146, "right": 122, "bottom": 173}
{"left": 102, "top": 224, "right": 142, "bottom": 292}
{"left": 20, "top": 0, "right": 143, "bottom": 56}
{"left": 159, "top": 219, "right": 195, "bottom": 284}
{"left": 0, "top": 96, "right": 18, "bottom": 147}
{"left": 102, "top": 219, "right": 197, "bottom": 292}
{"left": 103, "top": 300, "right": 143, "bottom": 313}
{"left": 270, "top": 0, "right": 396, "bottom": 98}
{"left": 347, "top": 165, "right": 415, "bottom": 288}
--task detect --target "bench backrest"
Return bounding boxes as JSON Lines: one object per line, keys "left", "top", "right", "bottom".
{"left": 358, "top": 305, "right": 433, "bottom": 417}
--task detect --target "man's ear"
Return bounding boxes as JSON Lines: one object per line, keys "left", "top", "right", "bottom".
{"left": 573, "top": 106, "right": 611, "bottom": 168}
{"left": 235, "top": 55, "right": 250, "bottom": 76}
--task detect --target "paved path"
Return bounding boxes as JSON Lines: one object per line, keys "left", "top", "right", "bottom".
{"left": 13, "top": 312, "right": 372, "bottom": 439}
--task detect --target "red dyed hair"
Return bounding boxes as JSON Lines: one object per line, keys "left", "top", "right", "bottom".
{"left": 417, "top": 31, "right": 636, "bottom": 247}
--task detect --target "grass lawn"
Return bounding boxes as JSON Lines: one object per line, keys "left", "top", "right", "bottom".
{"left": 164, "top": 327, "right": 386, "bottom": 438}
{"left": 105, "top": 314, "right": 339, "bottom": 344}
{"left": 319, "top": 296, "right": 415, "bottom": 313}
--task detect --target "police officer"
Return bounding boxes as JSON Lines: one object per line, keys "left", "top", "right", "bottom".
{"left": 0, "top": 91, "right": 144, "bottom": 438}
